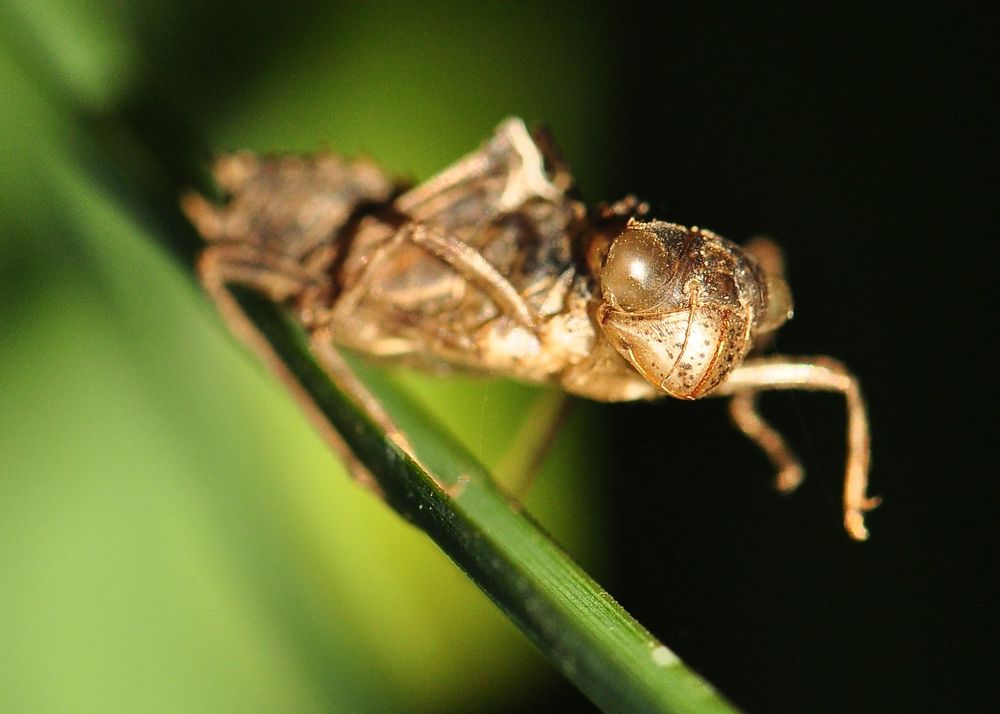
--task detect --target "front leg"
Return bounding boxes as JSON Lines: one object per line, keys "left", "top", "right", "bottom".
{"left": 712, "top": 355, "right": 880, "bottom": 540}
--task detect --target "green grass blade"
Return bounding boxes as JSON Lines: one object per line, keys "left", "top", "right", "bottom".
{"left": 232, "top": 286, "right": 737, "bottom": 714}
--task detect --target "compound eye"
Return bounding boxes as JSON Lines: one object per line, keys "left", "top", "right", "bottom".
{"left": 601, "top": 228, "right": 674, "bottom": 313}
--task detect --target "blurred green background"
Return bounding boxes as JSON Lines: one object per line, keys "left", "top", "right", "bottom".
{"left": 3, "top": 2, "right": 997, "bottom": 713}
{"left": 0, "top": 2, "right": 613, "bottom": 711}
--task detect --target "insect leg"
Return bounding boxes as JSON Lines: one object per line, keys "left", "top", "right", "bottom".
{"left": 331, "top": 222, "right": 538, "bottom": 331}
{"left": 198, "top": 246, "right": 384, "bottom": 495}
{"left": 407, "top": 224, "right": 537, "bottom": 328}
{"left": 306, "top": 330, "right": 416, "bottom": 464}
{"left": 712, "top": 355, "right": 880, "bottom": 540}
{"left": 306, "top": 327, "right": 468, "bottom": 496}
{"left": 728, "top": 392, "right": 804, "bottom": 492}
{"left": 493, "top": 390, "right": 574, "bottom": 506}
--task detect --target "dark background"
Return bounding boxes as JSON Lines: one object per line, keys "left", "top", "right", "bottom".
{"left": 1, "top": 3, "right": 995, "bottom": 713}
{"left": 594, "top": 7, "right": 998, "bottom": 714}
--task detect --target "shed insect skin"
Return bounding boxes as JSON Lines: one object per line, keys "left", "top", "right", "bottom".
{"left": 182, "top": 117, "right": 879, "bottom": 540}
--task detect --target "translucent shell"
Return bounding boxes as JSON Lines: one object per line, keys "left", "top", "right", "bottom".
{"left": 600, "top": 227, "right": 678, "bottom": 313}
{"left": 597, "top": 221, "right": 762, "bottom": 399}
{"left": 600, "top": 304, "right": 749, "bottom": 399}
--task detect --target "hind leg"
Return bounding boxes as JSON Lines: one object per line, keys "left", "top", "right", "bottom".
{"left": 198, "top": 246, "right": 386, "bottom": 494}
{"left": 493, "top": 390, "right": 574, "bottom": 506}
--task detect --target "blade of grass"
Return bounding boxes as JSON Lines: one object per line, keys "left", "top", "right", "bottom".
{"left": 6, "top": 7, "right": 738, "bottom": 711}
{"left": 231, "top": 286, "right": 736, "bottom": 713}
{"left": 71, "top": 117, "right": 740, "bottom": 712}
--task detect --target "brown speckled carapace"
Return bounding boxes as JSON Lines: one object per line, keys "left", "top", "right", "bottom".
{"left": 183, "top": 118, "right": 879, "bottom": 539}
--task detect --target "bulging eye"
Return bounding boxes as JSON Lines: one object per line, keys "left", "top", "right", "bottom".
{"left": 601, "top": 228, "right": 675, "bottom": 312}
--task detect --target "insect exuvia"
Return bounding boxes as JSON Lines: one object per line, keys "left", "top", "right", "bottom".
{"left": 182, "top": 117, "right": 880, "bottom": 539}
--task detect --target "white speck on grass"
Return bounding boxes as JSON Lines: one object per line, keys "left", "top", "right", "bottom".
{"left": 651, "top": 645, "right": 679, "bottom": 667}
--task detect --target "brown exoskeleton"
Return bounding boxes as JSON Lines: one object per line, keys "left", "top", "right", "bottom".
{"left": 182, "top": 117, "right": 879, "bottom": 539}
